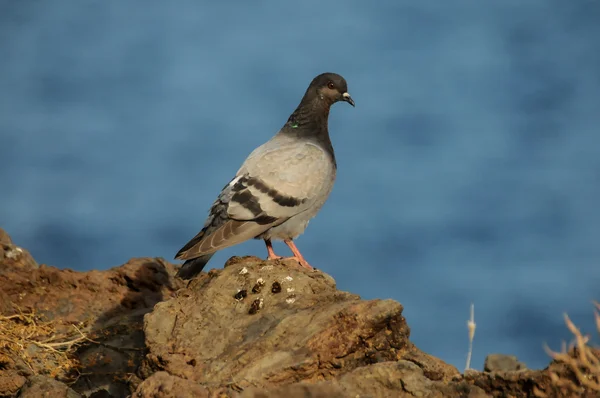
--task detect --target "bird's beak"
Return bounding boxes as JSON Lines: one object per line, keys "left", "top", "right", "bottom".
{"left": 342, "top": 92, "right": 355, "bottom": 107}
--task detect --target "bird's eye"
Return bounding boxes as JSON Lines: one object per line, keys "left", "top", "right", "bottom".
{"left": 327, "top": 81, "right": 335, "bottom": 89}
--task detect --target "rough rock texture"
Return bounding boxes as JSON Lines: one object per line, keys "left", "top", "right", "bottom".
{"left": 135, "top": 372, "right": 213, "bottom": 398}
{"left": 239, "top": 360, "right": 489, "bottom": 398}
{"left": 141, "top": 256, "right": 458, "bottom": 390}
{"left": 1, "top": 229, "right": 598, "bottom": 397}
{"left": 18, "top": 375, "right": 80, "bottom": 398}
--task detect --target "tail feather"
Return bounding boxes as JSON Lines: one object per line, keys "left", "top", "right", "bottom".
{"left": 176, "top": 253, "right": 215, "bottom": 279}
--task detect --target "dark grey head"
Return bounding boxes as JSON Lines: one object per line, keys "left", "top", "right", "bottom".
{"left": 302, "top": 72, "right": 355, "bottom": 107}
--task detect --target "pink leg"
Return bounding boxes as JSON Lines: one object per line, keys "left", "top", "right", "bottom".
{"left": 284, "top": 240, "right": 314, "bottom": 270}
{"left": 264, "top": 239, "right": 282, "bottom": 260}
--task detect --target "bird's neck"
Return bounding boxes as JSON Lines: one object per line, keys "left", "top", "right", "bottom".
{"left": 280, "top": 97, "right": 333, "bottom": 145}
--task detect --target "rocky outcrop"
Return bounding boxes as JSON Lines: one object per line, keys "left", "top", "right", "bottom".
{"left": 0, "top": 228, "right": 597, "bottom": 397}
{"left": 0, "top": 228, "right": 183, "bottom": 397}
{"left": 0, "top": 228, "right": 37, "bottom": 275}
{"left": 139, "top": 255, "right": 469, "bottom": 397}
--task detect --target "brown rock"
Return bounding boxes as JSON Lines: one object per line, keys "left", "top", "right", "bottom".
{"left": 0, "top": 256, "right": 182, "bottom": 326}
{"left": 241, "top": 383, "right": 345, "bottom": 398}
{"left": 484, "top": 353, "right": 527, "bottom": 372}
{"left": 135, "top": 372, "right": 213, "bottom": 398}
{"left": 336, "top": 361, "right": 488, "bottom": 397}
{"left": 0, "top": 369, "right": 27, "bottom": 397}
{"left": 143, "top": 257, "right": 458, "bottom": 391}
{"left": 1, "top": 230, "right": 598, "bottom": 398}
{"left": 18, "top": 375, "right": 80, "bottom": 397}
{"left": 239, "top": 361, "right": 489, "bottom": 397}
{"left": 141, "top": 257, "right": 600, "bottom": 397}
{"left": 0, "top": 253, "right": 183, "bottom": 397}
{"left": 0, "top": 228, "right": 38, "bottom": 271}
{"left": 0, "top": 228, "right": 12, "bottom": 245}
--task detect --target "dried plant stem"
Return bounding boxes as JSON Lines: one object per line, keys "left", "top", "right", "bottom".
{"left": 543, "top": 301, "right": 600, "bottom": 393}
{"left": 465, "top": 303, "right": 476, "bottom": 371}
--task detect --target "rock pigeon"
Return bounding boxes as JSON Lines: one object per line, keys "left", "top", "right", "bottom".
{"left": 175, "top": 72, "right": 354, "bottom": 279}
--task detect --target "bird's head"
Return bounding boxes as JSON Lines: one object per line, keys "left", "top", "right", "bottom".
{"left": 308, "top": 72, "right": 355, "bottom": 107}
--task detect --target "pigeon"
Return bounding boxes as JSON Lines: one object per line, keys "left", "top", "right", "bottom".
{"left": 175, "top": 72, "right": 354, "bottom": 279}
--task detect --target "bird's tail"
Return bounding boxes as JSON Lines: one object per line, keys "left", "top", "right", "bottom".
{"left": 176, "top": 253, "right": 215, "bottom": 279}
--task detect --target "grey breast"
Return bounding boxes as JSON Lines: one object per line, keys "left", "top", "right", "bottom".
{"left": 239, "top": 137, "right": 336, "bottom": 240}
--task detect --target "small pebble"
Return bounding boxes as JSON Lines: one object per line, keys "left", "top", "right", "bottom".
{"left": 484, "top": 354, "right": 527, "bottom": 372}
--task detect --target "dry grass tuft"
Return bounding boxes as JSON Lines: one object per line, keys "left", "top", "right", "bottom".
{"left": 538, "top": 301, "right": 600, "bottom": 396}
{"left": 0, "top": 306, "right": 94, "bottom": 380}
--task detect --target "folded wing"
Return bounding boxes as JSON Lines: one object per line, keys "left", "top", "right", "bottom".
{"left": 175, "top": 142, "right": 333, "bottom": 261}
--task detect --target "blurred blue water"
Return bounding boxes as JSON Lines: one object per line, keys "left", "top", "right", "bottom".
{"left": 1, "top": 0, "right": 599, "bottom": 371}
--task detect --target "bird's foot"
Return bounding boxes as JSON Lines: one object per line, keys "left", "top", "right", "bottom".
{"left": 270, "top": 256, "right": 314, "bottom": 270}
{"left": 267, "top": 253, "right": 284, "bottom": 260}
{"left": 296, "top": 258, "right": 314, "bottom": 270}
{"left": 282, "top": 239, "right": 315, "bottom": 270}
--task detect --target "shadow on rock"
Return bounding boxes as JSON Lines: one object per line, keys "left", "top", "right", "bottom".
{"left": 71, "top": 258, "right": 183, "bottom": 397}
